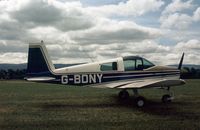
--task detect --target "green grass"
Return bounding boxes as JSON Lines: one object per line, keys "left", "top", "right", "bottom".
{"left": 0, "top": 79, "right": 200, "bottom": 130}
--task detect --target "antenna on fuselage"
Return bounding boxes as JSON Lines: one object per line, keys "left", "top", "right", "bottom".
{"left": 80, "top": 47, "right": 95, "bottom": 62}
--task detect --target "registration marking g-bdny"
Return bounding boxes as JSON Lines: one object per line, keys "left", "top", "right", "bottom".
{"left": 61, "top": 74, "right": 103, "bottom": 84}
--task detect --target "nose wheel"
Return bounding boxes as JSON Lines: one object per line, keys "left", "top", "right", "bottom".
{"left": 161, "top": 87, "right": 174, "bottom": 103}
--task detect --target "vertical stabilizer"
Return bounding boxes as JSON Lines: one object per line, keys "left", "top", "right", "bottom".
{"left": 27, "top": 43, "right": 55, "bottom": 76}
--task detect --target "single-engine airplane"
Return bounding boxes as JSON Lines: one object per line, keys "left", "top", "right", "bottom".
{"left": 25, "top": 42, "right": 185, "bottom": 107}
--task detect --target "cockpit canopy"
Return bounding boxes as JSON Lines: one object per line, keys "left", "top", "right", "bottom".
{"left": 123, "top": 56, "right": 154, "bottom": 71}
{"left": 99, "top": 56, "right": 155, "bottom": 72}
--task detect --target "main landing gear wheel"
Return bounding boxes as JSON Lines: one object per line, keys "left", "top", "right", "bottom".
{"left": 135, "top": 96, "right": 146, "bottom": 108}
{"left": 132, "top": 89, "right": 145, "bottom": 107}
{"left": 162, "top": 94, "right": 172, "bottom": 103}
{"left": 118, "top": 90, "right": 129, "bottom": 100}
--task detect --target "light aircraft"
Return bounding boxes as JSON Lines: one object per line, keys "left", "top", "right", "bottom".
{"left": 25, "top": 42, "right": 185, "bottom": 107}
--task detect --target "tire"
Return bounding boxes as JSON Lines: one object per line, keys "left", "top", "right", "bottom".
{"left": 135, "top": 96, "right": 145, "bottom": 107}
{"left": 162, "top": 94, "right": 171, "bottom": 103}
{"left": 118, "top": 90, "right": 129, "bottom": 100}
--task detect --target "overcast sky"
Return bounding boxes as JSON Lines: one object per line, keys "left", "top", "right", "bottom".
{"left": 0, "top": 0, "right": 199, "bottom": 65}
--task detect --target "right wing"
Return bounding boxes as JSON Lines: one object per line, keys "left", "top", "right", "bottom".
{"left": 93, "top": 78, "right": 185, "bottom": 89}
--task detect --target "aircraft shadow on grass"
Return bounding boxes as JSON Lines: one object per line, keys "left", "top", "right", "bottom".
{"left": 37, "top": 95, "right": 198, "bottom": 120}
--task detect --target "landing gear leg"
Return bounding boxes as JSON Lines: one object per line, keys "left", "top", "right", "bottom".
{"left": 133, "top": 89, "right": 145, "bottom": 108}
{"left": 118, "top": 89, "right": 129, "bottom": 100}
{"left": 161, "top": 87, "right": 174, "bottom": 103}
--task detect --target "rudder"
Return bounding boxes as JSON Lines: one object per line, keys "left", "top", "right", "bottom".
{"left": 26, "top": 43, "right": 55, "bottom": 76}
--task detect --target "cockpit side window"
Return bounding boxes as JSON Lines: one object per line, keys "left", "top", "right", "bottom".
{"left": 143, "top": 59, "right": 154, "bottom": 69}
{"left": 136, "top": 59, "right": 143, "bottom": 70}
{"left": 100, "top": 62, "right": 118, "bottom": 71}
{"left": 123, "top": 57, "right": 155, "bottom": 71}
{"left": 124, "top": 60, "right": 135, "bottom": 71}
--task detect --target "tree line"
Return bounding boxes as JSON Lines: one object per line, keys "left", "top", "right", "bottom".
{"left": 181, "top": 67, "right": 200, "bottom": 79}
{"left": 0, "top": 67, "right": 200, "bottom": 80}
{"left": 0, "top": 69, "right": 26, "bottom": 79}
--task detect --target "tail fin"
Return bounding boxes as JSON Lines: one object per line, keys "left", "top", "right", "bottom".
{"left": 27, "top": 43, "right": 55, "bottom": 76}
{"left": 178, "top": 53, "right": 184, "bottom": 70}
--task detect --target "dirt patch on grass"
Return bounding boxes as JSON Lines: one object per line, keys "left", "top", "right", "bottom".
{"left": 0, "top": 106, "right": 13, "bottom": 113}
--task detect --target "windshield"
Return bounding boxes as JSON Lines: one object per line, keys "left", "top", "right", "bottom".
{"left": 143, "top": 58, "right": 154, "bottom": 69}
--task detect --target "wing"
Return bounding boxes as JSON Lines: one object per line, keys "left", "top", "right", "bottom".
{"left": 93, "top": 79, "right": 185, "bottom": 89}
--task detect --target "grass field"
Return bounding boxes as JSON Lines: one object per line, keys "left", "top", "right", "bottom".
{"left": 0, "top": 79, "right": 200, "bottom": 130}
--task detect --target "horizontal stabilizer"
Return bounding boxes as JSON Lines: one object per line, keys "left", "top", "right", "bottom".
{"left": 26, "top": 77, "right": 55, "bottom": 82}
